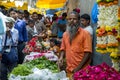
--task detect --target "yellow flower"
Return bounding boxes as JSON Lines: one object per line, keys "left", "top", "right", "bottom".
{"left": 114, "top": 26, "right": 119, "bottom": 30}
{"left": 96, "top": 29, "right": 99, "bottom": 33}
{"left": 105, "top": 26, "right": 112, "bottom": 31}
{"left": 110, "top": 52, "right": 118, "bottom": 58}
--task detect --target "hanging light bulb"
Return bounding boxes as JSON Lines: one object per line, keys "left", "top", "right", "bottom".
{"left": 10, "top": 0, "right": 14, "bottom": 2}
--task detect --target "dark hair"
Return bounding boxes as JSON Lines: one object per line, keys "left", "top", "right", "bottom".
{"left": 24, "top": 10, "right": 29, "bottom": 14}
{"left": 32, "top": 12, "right": 38, "bottom": 15}
{"left": 18, "top": 10, "right": 24, "bottom": 14}
{"left": 80, "top": 14, "right": 90, "bottom": 21}
{"left": 50, "top": 38, "right": 60, "bottom": 45}
{"left": 28, "top": 19, "right": 35, "bottom": 24}
{"left": 53, "top": 14, "right": 57, "bottom": 17}
{"left": 69, "top": 11, "right": 80, "bottom": 20}
{"left": 8, "top": 7, "right": 17, "bottom": 14}
{"left": 62, "top": 12, "right": 67, "bottom": 17}
{"left": 24, "top": 10, "right": 30, "bottom": 17}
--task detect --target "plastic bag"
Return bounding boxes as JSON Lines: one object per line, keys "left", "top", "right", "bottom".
{"left": 91, "top": 2, "right": 98, "bottom": 24}
{"left": 44, "top": 51, "right": 58, "bottom": 61}
{"left": 0, "top": 12, "right": 6, "bottom": 35}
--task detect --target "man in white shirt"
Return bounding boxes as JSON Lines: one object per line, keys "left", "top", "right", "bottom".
{"left": 0, "top": 17, "right": 18, "bottom": 80}
{"left": 80, "top": 14, "right": 93, "bottom": 36}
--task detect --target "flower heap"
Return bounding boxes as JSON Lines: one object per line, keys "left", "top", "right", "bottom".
{"left": 96, "top": 0, "right": 119, "bottom": 53}
{"left": 74, "top": 63, "right": 120, "bottom": 80}
{"left": 23, "top": 37, "right": 50, "bottom": 54}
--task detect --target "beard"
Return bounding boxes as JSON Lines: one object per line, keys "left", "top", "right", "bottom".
{"left": 66, "top": 23, "right": 79, "bottom": 44}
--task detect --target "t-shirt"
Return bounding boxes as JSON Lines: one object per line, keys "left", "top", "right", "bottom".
{"left": 57, "top": 19, "right": 67, "bottom": 38}
{"left": 60, "top": 27, "right": 92, "bottom": 72}
{"left": 84, "top": 25, "right": 93, "bottom": 36}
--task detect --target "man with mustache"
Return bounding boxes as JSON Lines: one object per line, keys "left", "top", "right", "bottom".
{"left": 58, "top": 11, "right": 92, "bottom": 79}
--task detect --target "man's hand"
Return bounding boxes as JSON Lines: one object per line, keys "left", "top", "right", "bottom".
{"left": 0, "top": 54, "right": 2, "bottom": 60}
{"left": 57, "top": 57, "right": 64, "bottom": 69}
{"left": 72, "top": 67, "right": 82, "bottom": 73}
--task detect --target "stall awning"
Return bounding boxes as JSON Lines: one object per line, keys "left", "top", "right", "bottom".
{"left": 0, "top": 1, "right": 28, "bottom": 10}
{"left": 36, "top": 0, "right": 67, "bottom": 9}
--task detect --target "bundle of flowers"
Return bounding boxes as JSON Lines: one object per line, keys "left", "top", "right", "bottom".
{"left": 96, "top": 2, "right": 119, "bottom": 53}
{"left": 74, "top": 63, "right": 120, "bottom": 80}
{"left": 97, "top": 5, "right": 118, "bottom": 27}
{"left": 97, "top": 0, "right": 118, "bottom": 6}
{"left": 23, "top": 37, "right": 50, "bottom": 54}
{"left": 118, "top": 7, "right": 120, "bottom": 21}
{"left": 110, "top": 51, "right": 120, "bottom": 71}
{"left": 96, "top": 27, "right": 108, "bottom": 53}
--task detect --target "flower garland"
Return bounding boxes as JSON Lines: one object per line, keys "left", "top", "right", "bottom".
{"left": 96, "top": 0, "right": 120, "bottom": 71}
{"left": 96, "top": 0, "right": 119, "bottom": 53}
{"left": 110, "top": 51, "right": 120, "bottom": 71}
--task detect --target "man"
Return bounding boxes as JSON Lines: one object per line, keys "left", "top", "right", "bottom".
{"left": 31, "top": 12, "right": 46, "bottom": 35}
{"left": 0, "top": 17, "right": 18, "bottom": 80}
{"left": 80, "top": 14, "right": 93, "bottom": 36}
{"left": 57, "top": 12, "right": 67, "bottom": 38}
{"left": 8, "top": 8, "right": 28, "bottom": 64}
{"left": 17, "top": 10, "right": 24, "bottom": 20}
{"left": 26, "top": 19, "right": 37, "bottom": 41}
{"left": 58, "top": 11, "right": 92, "bottom": 78}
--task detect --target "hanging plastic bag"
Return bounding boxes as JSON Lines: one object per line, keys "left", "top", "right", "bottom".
{"left": 91, "top": 2, "right": 98, "bottom": 24}
{"left": 0, "top": 12, "right": 6, "bottom": 35}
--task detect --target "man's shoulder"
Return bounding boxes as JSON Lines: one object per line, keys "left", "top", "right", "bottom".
{"left": 63, "top": 31, "right": 68, "bottom": 37}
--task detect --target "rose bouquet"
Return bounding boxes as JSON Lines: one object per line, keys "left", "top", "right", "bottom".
{"left": 23, "top": 37, "right": 49, "bottom": 54}
{"left": 74, "top": 63, "right": 120, "bottom": 80}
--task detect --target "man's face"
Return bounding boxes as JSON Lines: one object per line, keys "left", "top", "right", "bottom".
{"left": 67, "top": 13, "right": 79, "bottom": 43}
{"left": 9, "top": 11, "right": 17, "bottom": 20}
{"left": 32, "top": 14, "right": 38, "bottom": 21}
{"left": 29, "top": 23, "right": 34, "bottom": 28}
{"left": 68, "top": 13, "right": 78, "bottom": 27}
{"left": 18, "top": 13, "right": 24, "bottom": 19}
{"left": 80, "top": 18, "right": 89, "bottom": 27}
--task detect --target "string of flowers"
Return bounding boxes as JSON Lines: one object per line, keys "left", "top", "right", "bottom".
{"left": 110, "top": 7, "right": 120, "bottom": 72}
{"left": 96, "top": 0, "right": 119, "bottom": 53}
{"left": 96, "top": 0, "right": 120, "bottom": 71}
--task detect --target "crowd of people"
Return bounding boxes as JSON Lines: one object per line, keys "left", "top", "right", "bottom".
{"left": 0, "top": 7, "right": 93, "bottom": 80}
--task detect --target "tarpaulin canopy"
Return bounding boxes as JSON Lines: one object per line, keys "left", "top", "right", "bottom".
{"left": 36, "top": 0, "right": 67, "bottom": 9}
{"left": 0, "top": 1, "right": 28, "bottom": 10}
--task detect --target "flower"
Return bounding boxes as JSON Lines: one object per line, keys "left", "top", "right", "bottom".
{"left": 74, "top": 63, "right": 120, "bottom": 80}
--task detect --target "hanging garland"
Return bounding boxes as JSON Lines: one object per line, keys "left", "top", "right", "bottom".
{"left": 96, "top": 0, "right": 119, "bottom": 53}
{"left": 96, "top": 0, "right": 120, "bottom": 71}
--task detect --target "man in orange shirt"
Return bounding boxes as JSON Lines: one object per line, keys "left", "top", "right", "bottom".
{"left": 58, "top": 11, "right": 92, "bottom": 77}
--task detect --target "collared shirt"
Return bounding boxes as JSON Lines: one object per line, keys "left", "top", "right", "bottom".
{"left": 14, "top": 19, "right": 28, "bottom": 42}
{"left": 0, "top": 28, "right": 18, "bottom": 52}
{"left": 35, "top": 20, "right": 46, "bottom": 34}
{"left": 60, "top": 27, "right": 92, "bottom": 72}
{"left": 26, "top": 25, "right": 38, "bottom": 41}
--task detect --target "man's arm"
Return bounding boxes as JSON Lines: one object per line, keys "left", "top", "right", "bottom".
{"left": 73, "top": 52, "right": 91, "bottom": 73}
{"left": 73, "top": 31, "right": 92, "bottom": 73}
{"left": 22, "top": 21, "right": 28, "bottom": 42}
{"left": 57, "top": 50, "right": 65, "bottom": 68}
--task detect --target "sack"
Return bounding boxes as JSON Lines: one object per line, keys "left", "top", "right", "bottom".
{"left": 1, "top": 47, "right": 18, "bottom": 65}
